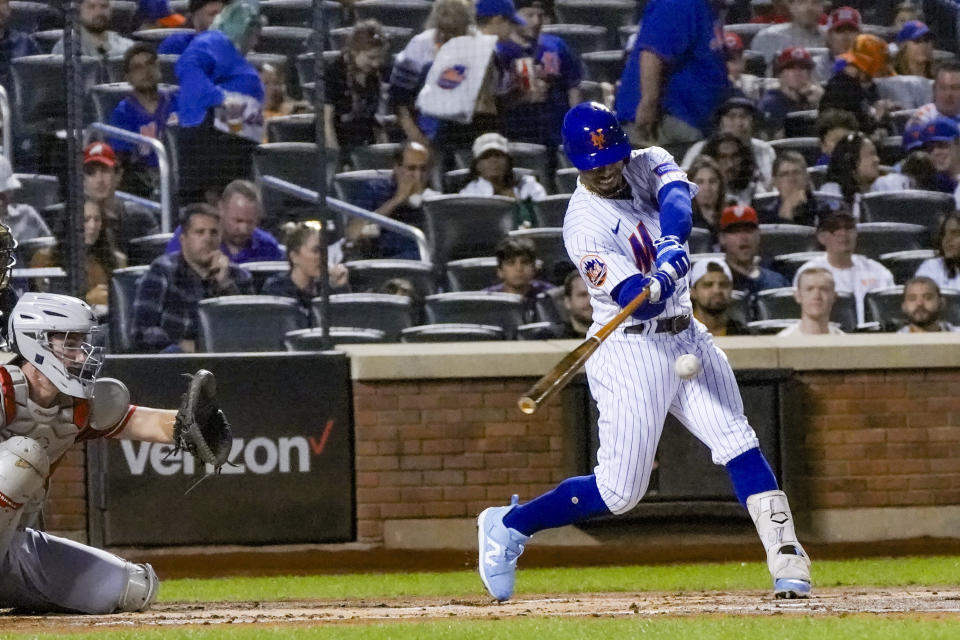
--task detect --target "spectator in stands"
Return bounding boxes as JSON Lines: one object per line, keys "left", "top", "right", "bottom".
{"left": 749, "top": 0, "right": 790, "bottom": 24}
{"left": 919, "top": 116, "right": 960, "bottom": 195}
{"left": 871, "top": 149, "right": 937, "bottom": 193}
{"left": 689, "top": 257, "right": 749, "bottom": 336}
{"left": 758, "top": 151, "right": 831, "bottom": 226}
{"left": 137, "top": 0, "right": 187, "bottom": 30}
{"left": 724, "top": 31, "right": 762, "bottom": 102}
{"left": 908, "top": 60, "right": 960, "bottom": 128}
{"left": 82, "top": 142, "right": 160, "bottom": 254}
{"left": 484, "top": 236, "right": 552, "bottom": 322}
{"left": 175, "top": 0, "right": 264, "bottom": 203}
{"left": 689, "top": 155, "right": 728, "bottom": 240}
{"left": 681, "top": 97, "right": 775, "bottom": 190}
{"left": 53, "top": 0, "right": 134, "bottom": 59}
{"left": 345, "top": 141, "right": 439, "bottom": 260}
{"left": 0, "top": 0, "right": 39, "bottom": 89}
{"left": 30, "top": 201, "right": 126, "bottom": 311}
{"left": 795, "top": 210, "right": 894, "bottom": 324}
{"left": 323, "top": 20, "right": 388, "bottom": 154}
{"left": 132, "top": 203, "right": 254, "bottom": 352}
{"left": 388, "top": 0, "right": 475, "bottom": 147}
{"left": 814, "top": 109, "right": 858, "bottom": 166}
{"left": 894, "top": 2, "right": 924, "bottom": 30}
{"left": 820, "top": 132, "right": 881, "bottom": 217}
{"left": 720, "top": 205, "right": 787, "bottom": 296}
{"left": 819, "top": 33, "right": 895, "bottom": 134}
{"left": 751, "top": 0, "right": 825, "bottom": 67}
{"left": 157, "top": 0, "right": 224, "bottom": 55}
{"left": 260, "top": 62, "right": 311, "bottom": 121}
{"left": 166, "top": 179, "right": 283, "bottom": 263}
{"left": 898, "top": 276, "right": 959, "bottom": 333}
{"left": 778, "top": 267, "right": 843, "bottom": 335}
{"left": 459, "top": 132, "right": 547, "bottom": 228}
{"left": 498, "top": 0, "right": 581, "bottom": 161}
{"left": 0, "top": 156, "right": 50, "bottom": 244}
{"left": 109, "top": 43, "right": 178, "bottom": 198}
{"left": 893, "top": 21, "right": 934, "bottom": 79}
{"left": 813, "top": 6, "right": 861, "bottom": 83}
{"left": 701, "top": 132, "right": 762, "bottom": 205}
{"left": 615, "top": 0, "right": 729, "bottom": 146}
{"left": 916, "top": 211, "right": 960, "bottom": 289}
{"left": 263, "top": 220, "right": 349, "bottom": 313}
{"left": 559, "top": 270, "right": 592, "bottom": 339}
{"left": 758, "top": 47, "right": 823, "bottom": 138}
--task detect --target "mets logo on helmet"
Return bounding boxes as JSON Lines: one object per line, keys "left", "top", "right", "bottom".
{"left": 580, "top": 254, "right": 608, "bottom": 287}
{"left": 437, "top": 65, "right": 467, "bottom": 89}
{"left": 590, "top": 129, "right": 606, "bottom": 149}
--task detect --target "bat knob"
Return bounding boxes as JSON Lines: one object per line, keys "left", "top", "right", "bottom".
{"left": 517, "top": 397, "right": 538, "bottom": 415}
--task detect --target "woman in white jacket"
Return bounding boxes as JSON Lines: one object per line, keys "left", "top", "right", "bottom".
{"left": 459, "top": 132, "right": 547, "bottom": 227}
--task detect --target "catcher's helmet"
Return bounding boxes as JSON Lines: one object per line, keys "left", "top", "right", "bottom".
{"left": 562, "top": 102, "right": 631, "bottom": 171}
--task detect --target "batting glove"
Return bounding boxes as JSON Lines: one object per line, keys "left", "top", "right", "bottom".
{"left": 653, "top": 235, "right": 690, "bottom": 280}
{"left": 645, "top": 270, "right": 676, "bottom": 304}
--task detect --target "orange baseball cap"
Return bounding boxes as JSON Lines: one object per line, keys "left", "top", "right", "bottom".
{"left": 838, "top": 33, "right": 889, "bottom": 78}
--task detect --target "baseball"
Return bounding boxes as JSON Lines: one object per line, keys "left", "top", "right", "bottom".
{"left": 674, "top": 353, "right": 701, "bottom": 379}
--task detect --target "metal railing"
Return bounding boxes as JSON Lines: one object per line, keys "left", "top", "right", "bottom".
{"left": 0, "top": 85, "right": 11, "bottom": 165}
{"left": 89, "top": 123, "right": 173, "bottom": 232}
{"left": 259, "top": 175, "right": 432, "bottom": 264}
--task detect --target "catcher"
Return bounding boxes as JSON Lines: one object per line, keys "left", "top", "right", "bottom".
{"left": 0, "top": 292, "right": 231, "bottom": 614}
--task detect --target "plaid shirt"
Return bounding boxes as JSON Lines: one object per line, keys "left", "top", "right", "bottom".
{"left": 131, "top": 252, "right": 253, "bottom": 352}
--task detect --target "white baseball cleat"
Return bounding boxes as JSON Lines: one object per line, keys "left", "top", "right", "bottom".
{"left": 771, "top": 544, "right": 812, "bottom": 599}
{"left": 476, "top": 495, "right": 530, "bottom": 602}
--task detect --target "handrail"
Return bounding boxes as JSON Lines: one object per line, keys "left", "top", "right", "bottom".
{"left": 0, "top": 84, "right": 11, "bottom": 165}
{"left": 89, "top": 122, "right": 172, "bottom": 232}
{"left": 259, "top": 175, "right": 432, "bottom": 264}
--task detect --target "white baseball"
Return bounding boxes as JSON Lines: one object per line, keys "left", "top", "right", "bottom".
{"left": 674, "top": 353, "right": 701, "bottom": 379}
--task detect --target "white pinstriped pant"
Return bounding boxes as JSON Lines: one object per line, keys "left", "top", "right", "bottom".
{"left": 585, "top": 320, "right": 760, "bottom": 514}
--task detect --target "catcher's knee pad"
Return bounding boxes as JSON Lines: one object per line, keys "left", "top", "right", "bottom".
{"left": 116, "top": 562, "right": 159, "bottom": 612}
{"left": 0, "top": 436, "right": 49, "bottom": 508}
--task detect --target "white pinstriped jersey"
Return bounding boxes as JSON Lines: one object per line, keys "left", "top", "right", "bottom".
{"left": 563, "top": 147, "right": 699, "bottom": 328}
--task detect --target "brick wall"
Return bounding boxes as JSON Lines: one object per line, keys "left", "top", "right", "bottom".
{"left": 46, "top": 448, "right": 87, "bottom": 540}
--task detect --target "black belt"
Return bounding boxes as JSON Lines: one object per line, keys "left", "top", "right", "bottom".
{"left": 623, "top": 314, "right": 691, "bottom": 335}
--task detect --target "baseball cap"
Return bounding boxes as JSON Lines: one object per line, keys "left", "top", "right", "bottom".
{"left": 690, "top": 258, "right": 733, "bottom": 286}
{"left": 774, "top": 47, "right": 814, "bottom": 75}
{"left": 140, "top": 0, "right": 187, "bottom": 27}
{"left": 826, "top": 6, "right": 862, "bottom": 32}
{"left": 719, "top": 205, "right": 759, "bottom": 232}
{"left": 723, "top": 31, "right": 744, "bottom": 54}
{"left": 897, "top": 20, "right": 932, "bottom": 44}
{"left": 816, "top": 210, "right": 856, "bottom": 231}
{"left": 923, "top": 116, "right": 960, "bottom": 143}
{"left": 476, "top": 0, "right": 527, "bottom": 25}
{"left": 715, "top": 96, "right": 758, "bottom": 120}
{"left": 903, "top": 121, "right": 926, "bottom": 151}
{"left": 472, "top": 132, "right": 509, "bottom": 158}
{"left": 837, "top": 33, "right": 888, "bottom": 78}
{"left": 0, "top": 156, "right": 21, "bottom": 193}
{"left": 83, "top": 141, "right": 117, "bottom": 168}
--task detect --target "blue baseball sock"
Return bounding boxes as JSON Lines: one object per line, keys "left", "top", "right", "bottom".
{"left": 502, "top": 475, "right": 611, "bottom": 537}
{"left": 725, "top": 447, "right": 779, "bottom": 507}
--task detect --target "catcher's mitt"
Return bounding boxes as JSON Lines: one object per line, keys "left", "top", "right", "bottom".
{"left": 172, "top": 369, "right": 232, "bottom": 472}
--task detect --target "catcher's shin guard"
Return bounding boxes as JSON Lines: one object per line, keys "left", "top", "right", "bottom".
{"left": 116, "top": 562, "right": 159, "bottom": 612}
{"left": 747, "top": 490, "right": 811, "bottom": 599}
{"left": 0, "top": 437, "right": 49, "bottom": 550}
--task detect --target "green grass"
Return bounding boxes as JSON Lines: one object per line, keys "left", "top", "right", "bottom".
{"left": 14, "top": 617, "right": 960, "bottom": 640}
{"left": 159, "top": 555, "right": 960, "bottom": 603}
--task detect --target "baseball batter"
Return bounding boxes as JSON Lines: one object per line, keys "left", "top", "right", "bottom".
{"left": 478, "top": 102, "right": 811, "bottom": 602}
{"left": 0, "top": 293, "right": 187, "bottom": 613}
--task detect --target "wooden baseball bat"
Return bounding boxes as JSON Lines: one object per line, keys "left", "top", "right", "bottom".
{"left": 517, "top": 284, "right": 652, "bottom": 415}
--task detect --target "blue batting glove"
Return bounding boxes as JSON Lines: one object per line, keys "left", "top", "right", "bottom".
{"left": 646, "top": 270, "right": 676, "bottom": 303}
{"left": 653, "top": 235, "right": 690, "bottom": 280}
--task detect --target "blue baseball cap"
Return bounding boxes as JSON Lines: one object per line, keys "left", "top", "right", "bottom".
{"left": 897, "top": 20, "right": 931, "bottom": 44}
{"left": 923, "top": 116, "right": 960, "bottom": 144}
{"left": 476, "top": 0, "right": 527, "bottom": 25}
{"left": 902, "top": 121, "right": 925, "bottom": 151}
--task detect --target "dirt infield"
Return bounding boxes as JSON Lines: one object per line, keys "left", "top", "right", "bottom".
{"left": 4, "top": 588, "right": 960, "bottom": 633}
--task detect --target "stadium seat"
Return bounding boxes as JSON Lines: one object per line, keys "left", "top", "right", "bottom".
{"left": 535, "top": 286, "right": 567, "bottom": 324}
{"left": 758, "top": 224, "right": 819, "bottom": 261}
{"left": 933, "top": 49, "right": 957, "bottom": 65}
{"left": 333, "top": 169, "right": 393, "bottom": 207}
{"left": 688, "top": 227, "right": 713, "bottom": 254}
{"left": 16, "top": 236, "right": 56, "bottom": 268}
{"left": 253, "top": 142, "right": 338, "bottom": 218}
{"left": 554, "top": 0, "right": 637, "bottom": 49}
{"left": 14, "top": 174, "right": 61, "bottom": 211}
{"left": 255, "top": 26, "right": 312, "bottom": 57}
{"left": 422, "top": 195, "right": 516, "bottom": 266}
{"left": 265, "top": 113, "right": 317, "bottom": 143}
{"left": 242, "top": 261, "right": 290, "bottom": 292}
{"left": 32, "top": 29, "right": 62, "bottom": 54}
{"left": 127, "top": 232, "right": 174, "bottom": 266}
{"left": 11, "top": 55, "right": 101, "bottom": 136}
{"left": 755, "top": 287, "right": 800, "bottom": 321}
{"left": 555, "top": 167, "right": 579, "bottom": 193}
{"left": 285, "top": 326, "right": 387, "bottom": 349}
{"left": 771, "top": 251, "right": 824, "bottom": 282}
{"left": 424, "top": 291, "right": 526, "bottom": 338}
{"left": 581, "top": 50, "right": 625, "bottom": 84}
{"left": 343, "top": 258, "right": 437, "bottom": 295}
{"left": 260, "top": 0, "right": 343, "bottom": 30}
{"left": 878, "top": 135, "right": 906, "bottom": 165}
{"left": 541, "top": 23, "right": 608, "bottom": 55}
{"left": 769, "top": 137, "right": 821, "bottom": 167}
{"left": 9, "top": 1, "right": 58, "bottom": 32}
{"left": 131, "top": 28, "right": 195, "bottom": 44}
{"left": 310, "top": 292, "right": 414, "bottom": 341}
{"left": 863, "top": 286, "right": 906, "bottom": 331}
{"left": 576, "top": 80, "right": 605, "bottom": 105}
{"left": 328, "top": 26, "right": 413, "bottom": 56}
{"left": 856, "top": 222, "right": 927, "bottom": 259}
{"left": 723, "top": 23, "right": 767, "bottom": 49}
{"left": 443, "top": 167, "right": 534, "bottom": 194}
{"left": 751, "top": 192, "right": 778, "bottom": 212}
{"left": 879, "top": 249, "right": 938, "bottom": 284}
{"left": 108, "top": 265, "right": 149, "bottom": 353}
{"left": 888, "top": 109, "right": 917, "bottom": 135}
{"left": 811, "top": 190, "right": 845, "bottom": 210}
{"left": 742, "top": 50, "right": 766, "bottom": 76}
{"left": 294, "top": 50, "right": 342, "bottom": 86}
{"left": 517, "top": 321, "right": 564, "bottom": 340}
{"left": 859, "top": 190, "right": 954, "bottom": 229}
{"left": 832, "top": 292, "right": 858, "bottom": 332}
{"left": 807, "top": 165, "right": 827, "bottom": 189}
{"left": 747, "top": 319, "right": 798, "bottom": 335}
{"left": 729, "top": 289, "right": 751, "bottom": 326}
{"left": 110, "top": 1, "right": 137, "bottom": 34}
{"left": 453, "top": 142, "right": 551, "bottom": 186}
{"left": 400, "top": 323, "right": 505, "bottom": 342}
{"left": 509, "top": 227, "right": 571, "bottom": 285}
{"left": 353, "top": 0, "right": 433, "bottom": 31}
{"left": 445, "top": 256, "right": 498, "bottom": 292}
{"left": 783, "top": 110, "right": 818, "bottom": 138}
{"left": 90, "top": 82, "right": 178, "bottom": 124}
{"left": 617, "top": 24, "right": 636, "bottom": 49}
{"left": 198, "top": 295, "right": 307, "bottom": 352}
{"left": 348, "top": 143, "right": 403, "bottom": 171}
{"left": 533, "top": 194, "right": 571, "bottom": 227}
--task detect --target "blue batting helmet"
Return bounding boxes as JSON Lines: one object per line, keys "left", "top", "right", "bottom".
{"left": 562, "top": 102, "right": 631, "bottom": 171}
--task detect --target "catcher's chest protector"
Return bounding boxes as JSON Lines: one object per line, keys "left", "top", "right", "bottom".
{"left": 0, "top": 365, "right": 90, "bottom": 463}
